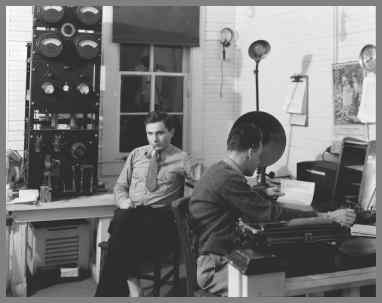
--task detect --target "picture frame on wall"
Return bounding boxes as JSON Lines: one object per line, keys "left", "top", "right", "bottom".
{"left": 332, "top": 61, "right": 363, "bottom": 125}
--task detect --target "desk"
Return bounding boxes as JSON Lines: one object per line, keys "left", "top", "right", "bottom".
{"left": 228, "top": 264, "right": 376, "bottom": 297}
{"left": 6, "top": 193, "right": 116, "bottom": 297}
{"left": 228, "top": 241, "right": 376, "bottom": 297}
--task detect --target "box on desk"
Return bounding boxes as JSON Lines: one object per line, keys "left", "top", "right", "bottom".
{"left": 26, "top": 219, "right": 91, "bottom": 295}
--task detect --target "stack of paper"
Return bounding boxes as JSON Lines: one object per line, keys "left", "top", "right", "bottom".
{"left": 351, "top": 224, "right": 376, "bottom": 238}
{"left": 6, "top": 189, "right": 39, "bottom": 204}
{"left": 277, "top": 179, "right": 315, "bottom": 207}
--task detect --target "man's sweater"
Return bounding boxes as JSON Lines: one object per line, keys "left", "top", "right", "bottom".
{"left": 189, "top": 161, "right": 318, "bottom": 256}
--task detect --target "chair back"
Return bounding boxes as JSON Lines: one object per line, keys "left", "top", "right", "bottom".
{"left": 171, "top": 196, "right": 197, "bottom": 296}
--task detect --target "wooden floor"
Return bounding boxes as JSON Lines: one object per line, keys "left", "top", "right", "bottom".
{"left": 31, "top": 278, "right": 97, "bottom": 297}
{"left": 30, "top": 277, "right": 187, "bottom": 297}
{"left": 16, "top": 263, "right": 375, "bottom": 297}
{"left": 30, "top": 264, "right": 187, "bottom": 297}
{"left": 29, "top": 277, "right": 375, "bottom": 297}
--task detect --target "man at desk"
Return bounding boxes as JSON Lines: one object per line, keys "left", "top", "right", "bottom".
{"left": 189, "top": 122, "right": 356, "bottom": 296}
{"left": 95, "top": 111, "right": 197, "bottom": 297}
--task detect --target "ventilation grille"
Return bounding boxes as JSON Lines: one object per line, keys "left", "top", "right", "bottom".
{"left": 44, "top": 235, "right": 80, "bottom": 267}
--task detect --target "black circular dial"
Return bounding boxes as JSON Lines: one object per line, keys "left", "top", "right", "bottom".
{"left": 75, "top": 6, "right": 101, "bottom": 26}
{"left": 36, "top": 33, "right": 63, "bottom": 58}
{"left": 74, "top": 36, "right": 99, "bottom": 60}
{"left": 71, "top": 142, "right": 87, "bottom": 160}
{"left": 60, "top": 22, "right": 76, "bottom": 38}
{"left": 38, "top": 6, "right": 65, "bottom": 24}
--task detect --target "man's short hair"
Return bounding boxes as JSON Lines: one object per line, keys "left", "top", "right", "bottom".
{"left": 144, "top": 111, "right": 174, "bottom": 131}
{"left": 227, "top": 122, "right": 263, "bottom": 152}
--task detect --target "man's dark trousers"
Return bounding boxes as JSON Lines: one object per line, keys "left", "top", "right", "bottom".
{"left": 95, "top": 205, "right": 178, "bottom": 296}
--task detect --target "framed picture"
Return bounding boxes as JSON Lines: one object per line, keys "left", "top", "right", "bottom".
{"left": 332, "top": 61, "right": 363, "bottom": 124}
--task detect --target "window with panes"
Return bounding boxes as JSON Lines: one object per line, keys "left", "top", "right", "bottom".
{"left": 119, "top": 44, "right": 186, "bottom": 152}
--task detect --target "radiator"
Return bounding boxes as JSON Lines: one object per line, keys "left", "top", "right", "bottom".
{"left": 26, "top": 219, "right": 90, "bottom": 275}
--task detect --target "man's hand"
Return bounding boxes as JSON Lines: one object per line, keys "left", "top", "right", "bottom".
{"left": 118, "top": 198, "right": 135, "bottom": 209}
{"left": 264, "top": 186, "right": 285, "bottom": 199}
{"left": 325, "top": 208, "right": 356, "bottom": 227}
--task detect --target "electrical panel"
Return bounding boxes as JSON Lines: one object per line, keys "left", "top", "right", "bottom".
{"left": 24, "top": 6, "right": 102, "bottom": 199}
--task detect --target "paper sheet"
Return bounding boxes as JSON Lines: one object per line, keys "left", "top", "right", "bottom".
{"left": 351, "top": 224, "right": 376, "bottom": 237}
{"left": 6, "top": 189, "right": 38, "bottom": 204}
{"left": 358, "top": 73, "right": 376, "bottom": 123}
{"left": 284, "top": 79, "right": 307, "bottom": 114}
{"left": 277, "top": 179, "right": 315, "bottom": 206}
{"left": 60, "top": 267, "right": 79, "bottom": 278}
{"left": 283, "top": 82, "right": 297, "bottom": 111}
{"left": 290, "top": 113, "right": 307, "bottom": 126}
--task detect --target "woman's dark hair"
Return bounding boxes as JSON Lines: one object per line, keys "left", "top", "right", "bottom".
{"left": 227, "top": 122, "right": 263, "bottom": 152}
{"left": 144, "top": 111, "right": 174, "bottom": 131}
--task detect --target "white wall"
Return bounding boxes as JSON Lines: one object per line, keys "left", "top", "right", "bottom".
{"left": 197, "top": 6, "right": 240, "bottom": 166}
{"left": 97, "top": 6, "right": 122, "bottom": 187}
{"left": 6, "top": 6, "right": 376, "bottom": 181}
{"left": 233, "top": 6, "right": 376, "bottom": 176}
{"left": 6, "top": 6, "right": 33, "bottom": 154}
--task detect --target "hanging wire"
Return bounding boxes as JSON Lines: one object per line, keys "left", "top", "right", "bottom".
{"left": 284, "top": 114, "right": 293, "bottom": 168}
{"left": 219, "top": 47, "right": 224, "bottom": 98}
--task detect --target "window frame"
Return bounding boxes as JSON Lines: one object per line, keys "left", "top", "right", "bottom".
{"left": 118, "top": 44, "right": 190, "bottom": 155}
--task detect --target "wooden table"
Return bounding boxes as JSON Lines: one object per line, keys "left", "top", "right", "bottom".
{"left": 228, "top": 242, "right": 376, "bottom": 297}
{"left": 228, "top": 264, "right": 376, "bottom": 297}
{"left": 6, "top": 193, "right": 116, "bottom": 296}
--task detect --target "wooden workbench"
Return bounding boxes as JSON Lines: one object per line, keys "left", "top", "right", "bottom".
{"left": 227, "top": 240, "right": 376, "bottom": 297}
{"left": 6, "top": 193, "right": 117, "bottom": 296}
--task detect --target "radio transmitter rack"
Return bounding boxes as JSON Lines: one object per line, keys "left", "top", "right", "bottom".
{"left": 24, "top": 6, "right": 103, "bottom": 200}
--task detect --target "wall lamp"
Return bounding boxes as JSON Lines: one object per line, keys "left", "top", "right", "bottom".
{"left": 220, "top": 27, "right": 234, "bottom": 60}
{"left": 359, "top": 44, "right": 376, "bottom": 74}
{"left": 248, "top": 40, "right": 271, "bottom": 111}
